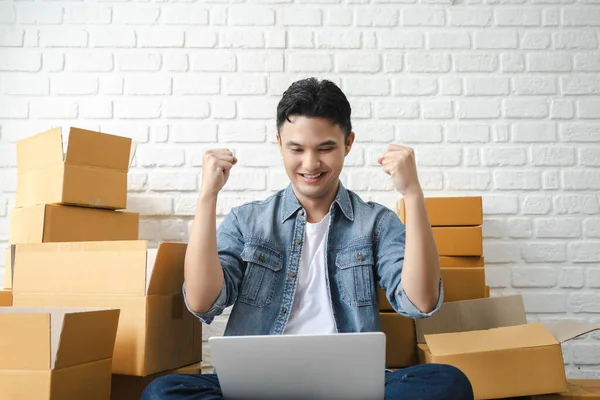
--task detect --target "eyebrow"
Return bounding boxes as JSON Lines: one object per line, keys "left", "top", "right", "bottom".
{"left": 286, "top": 140, "right": 337, "bottom": 147}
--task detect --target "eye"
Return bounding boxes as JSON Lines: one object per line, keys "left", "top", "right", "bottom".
{"left": 290, "top": 148, "right": 303, "bottom": 153}
{"left": 319, "top": 147, "right": 334, "bottom": 152}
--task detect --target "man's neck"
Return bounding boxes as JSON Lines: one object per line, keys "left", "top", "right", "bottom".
{"left": 293, "top": 183, "right": 339, "bottom": 223}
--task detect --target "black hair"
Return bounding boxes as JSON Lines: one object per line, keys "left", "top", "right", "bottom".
{"left": 276, "top": 78, "right": 352, "bottom": 138}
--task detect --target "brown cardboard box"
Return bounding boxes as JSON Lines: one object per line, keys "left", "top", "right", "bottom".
{"left": 0, "top": 307, "right": 119, "bottom": 400}
{"left": 441, "top": 267, "right": 486, "bottom": 302}
{"left": 11, "top": 240, "right": 203, "bottom": 377}
{"left": 10, "top": 204, "right": 139, "bottom": 244}
{"left": 16, "top": 127, "right": 135, "bottom": 210}
{"left": 530, "top": 380, "right": 600, "bottom": 399}
{"left": 397, "top": 197, "right": 483, "bottom": 226}
{"left": 377, "top": 287, "right": 393, "bottom": 311}
{"left": 0, "top": 289, "right": 12, "bottom": 306}
{"left": 433, "top": 226, "right": 483, "bottom": 256}
{"left": 111, "top": 363, "right": 202, "bottom": 400}
{"left": 380, "top": 312, "right": 418, "bottom": 368}
{"left": 415, "top": 295, "right": 600, "bottom": 399}
{"left": 440, "top": 256, "right": 484, "bottom": 268}
{"left": 485, "top": 285, "right": 490, "bottom": 298}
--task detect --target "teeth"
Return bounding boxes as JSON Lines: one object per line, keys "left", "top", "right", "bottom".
{"left": 303, "top": 173, "right": 322, "bottom": 179}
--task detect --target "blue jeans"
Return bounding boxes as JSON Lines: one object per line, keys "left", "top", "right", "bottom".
{"left": 141, "top": 363, "right": 474, "bottom": 400}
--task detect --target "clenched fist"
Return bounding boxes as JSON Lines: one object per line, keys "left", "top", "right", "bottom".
{"left": 378, "top": 144, "right": 423, "bottom": 197}
{"left": 200, "top": 149, "right": 237, "bottom": 197}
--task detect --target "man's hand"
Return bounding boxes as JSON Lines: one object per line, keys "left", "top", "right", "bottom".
{"left": 200, "top": 149, "right": 237, "bottom": 197}
{"left": 378, "top": 144, "right": 422, "bottom": 197}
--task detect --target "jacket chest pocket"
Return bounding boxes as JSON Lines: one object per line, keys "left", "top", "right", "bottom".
{"left": 335, "top": 245, "right": 376, "bottom": 307}
{"left": 239, "top": 243, "right": 283, "bottom": 308}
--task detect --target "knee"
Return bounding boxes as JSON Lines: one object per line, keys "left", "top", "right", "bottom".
{"left": 434, "top": 364, "right": 474, "bottom": 400}
{"left": 141, "top": 375, "right": 179, "bottom": 400}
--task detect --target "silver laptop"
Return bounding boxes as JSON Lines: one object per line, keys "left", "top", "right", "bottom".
{"left": 209, "top": 332, "right": 386, "bottom": 400}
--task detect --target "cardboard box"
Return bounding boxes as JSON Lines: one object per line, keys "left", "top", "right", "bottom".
{"left": 380, "top": 312, "right": 417, "bottom": 368}
{"left": 485, "top": 285, "right": 490, "bottom": 298}
{"left": 440, "top": 256, "right": 484, "bottom": 268}
{"left": 111, "top": 363, "right": 202, "bottom": 400}
{"left": 433, "top": 226, "right": 483, "bottom": 256}
{"left": 377, "top": 287, "right": 393, "bottom": 311}
{"left": 16, "top": 127, "right": 135, "bottom": 210}
{"left": 441, "top": 267, "right": 486, "bottom": 302}
{"left": 11, "top": 240, "right": 203, "bottom": 376}
{"left": 397, "top": 196, "right": 482, "bottom": 226}
{"left": 0, "top": 289, "right": 12, "bottom": 306}
{"left": 415, "top": 295, "right": 600, "bottom": 399}
{"left": 0, "top": 307, "right": 119, "bottom": 400}
{"left": 530, "top": 380, "right": 600, "bottom": 399}
{"left": 10, "top": 204, "right": 139, "bottom": 244}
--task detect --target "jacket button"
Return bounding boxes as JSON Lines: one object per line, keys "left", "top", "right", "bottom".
{"left": 259, "top": 254, "right": 265, "bottom": 262}
{"left": 295, "top": 238, "right": 302, "bottom": 245}
{"left": 289, "top": 271, "right": 296, "bottom": 278}
{"left": 281, "top": 307, "right": 287, "bottom": 314}
{"left": 357, "top": 253, "right": 364, "bottom": 261}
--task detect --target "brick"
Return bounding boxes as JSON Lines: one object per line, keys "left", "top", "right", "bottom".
{"left": 218, "top": 121, "right": 266, "bottom": 142}
{"left": 474, "top": 31, "right": 518, "bottom": 49}
{"left": 522, "top": 195, "right": 552, "bottom": 215}
{"left": 522, "top": 243, "right": 566, "bottom": 262}
{"left": 288, "top": 30, "right": 314, "bottom": 48}
{"left": 40, "top": 28, "right": 87, "bottom": 47}
{"left": 555, "top": 195, "right": 599, "bottom": 215}
{"left": 481, "top": 195, "right": 519, "bottom": 215}
{"left": 563, "top": 8, "right": 600, "bottom": 26}
{"left": 495, "top": 9, "right": 541, "bottom": 26}
{"left": 484, "top": 266, "right": 510, "bottom": 287}
{"left": 504, "top": 99, "right": 548, "bottom": 118}
{"left": 191, "top": 53, "right": 236, "bottom": 72}
{"left": 562, "top": 76, "right": 600, "bottom": 95}
{"left": 580, "top": 148, "right": 600, "bottom": 167}
{"left": 405, "top": 53, "right": 450, "bottom": 72}
{"left": 151, "top": 126, "right": 169, "bottom": 143}
{"left": 543, "top": 8, "right": 560, "bottom": 25}
{"left": 281, "top": 7, "right": 322, "bottom": 26}
{"left": 562, "top": 171, "right": 600, "bottom": 190}
{"left": 353, "top": 122, "right": 394, "bottom": 142}
{"left": 100, "top": 77, "right": 123, "bottom": 95}
{"left": 239, "top": 97, "right": 279, "bottom": 119}
{"left": 356, "top": 7, "right": 398, "bottom": 26}
{"left": 574, "top": 53, "right": 600, "bottom": 72}
{"left": 494, "top": 171, "right": 541, "bottom": 190}
{"left": 512, "top": 267, "right": 557, "bottom": 288}
{"left": 536, "top": 218, "right": 580, "bottom": 238}
{"left": 65, "top": 4, "right": 111, "bottom": 24}
{"left": 138, "top": 148, "right": 185, "bottom": 168}
{"left": 325, "top": 8, "right": 353, "bottom": 26}
{"left": 138, "top": 28, "right": 184, "bottom": 48}
{"left": 453, "top": 54, "right": 498, "bottom": 72}
{"left": 344, "top": 77, "right": 389, "bottom": 96}
{"left": 212, "top": 98, "right": 237, "bottom": 119}
{"left": 349, "top": 170, "right": 394, "bottom": 191}
{"left": 375, "top": 100, "right": 419, "bottom": 119}
{"left": 494, "top": 124, "right": 510, "bottom": 143}
{"left": 237, "top": 146, "right": 281, "bottom": 166}
{"left": 51, "top": 76, "right": 98, "bottom": 95}
{"left": 186, "top": 28, "right": 218, "bottom": 48}
{"left": 543, "top": 170, "right": 560, "bottom": 190}
{"left": 230, "top": 6, "right": 275, "bottom": 26}
{"left": 165, "top": 99, "right": 210, "bottom": 119}
{"left": 224, "top": 169, "right": 267, "bottom": 191}
{"left": 422, "top": 100, "right": 452, "bottom": 119}
{"left": 586, "top": 219, "right": 600, "bottom": 238}
{"left": 113, "top": 5, "right": 160, "bottom": 24}
{"left": 30, "top": 99, "right": 77, "bottom": 119}
{"left": 149, "top": 172, "right": 197, "bottom": 192}
{"left": 118, "top": 53, "right": 161, "bottom": 71}
{"left": 0, "top": 4, "right": 15, "bottom": 23}
{"left": 559, "top": 268, "right": 584, "bottom": 289}
{"left": 174, "top": 75, "right": 220, "bottom": 95}
{"left": 344, "top": 147, "right": 364, "bottom": 167}
{"left": 219, "top": 29, "right": 263, "bottom": 48}
{"left": 414, "top": 147, "right": 461, "bottom": 166}
{"left": 16, "top": 4, "right": 63, "bottom": 24}
{"left": 349, "top": 99, "right": 371, "bottom": 119}
{"left": 66, "top": 52, "right": 113, "bottom": 72}
{"left": 569, "top": 293, "right": 600, "bottom": 313}
{"left": 523, "top": 294, "right": 567, "bottom": 313}
{"left": 446, "top": 124, "right": 490, "bottom": 142}
{"left": 512, "top": 77, "right": 557, "bottom": 95}
{"left": 483, "top": 243, "right": 520, "bottom": 263}
{"left": 161, "top": 5, "right": 209, "bottom": 25}
{"left": 522, "top": 32, "right": 551, "bottom": 49}
{"left": 90, "top": 28, "right": 136, "bottom": 48}
{"left": 80, "top": 99, "right": 112, "bottom": 119}
{"left": 449, "top": 9, "right": 492, "bottom": 26}
{"left": 287, "top": 53, "right": 333, "bottom": 72}
{"left": 165, "top": 54, "right": 188, "bottom": 72}
{"left": 123, "top": 76, "right": 170, "bottom": 96}
{"left": 554, "top": 31, "right": 598, "bottom": 50}
{"left": 445, "top": 171, "right": 491, "bottom": 190}
{"left": 578, "top": 100, "right": 600, "bottom": 119}
{"left": 401, "top": 8, "right": 445, "bottom": 26}
{"left": 440, "top": 77, "right": 462, "bottom": 95}
{"left": 531, "top": 147, "right": 575, "bottom": 166}
{"left": 550, "top": 100, "right": 574, "bottom": 119}
{"left": 428, "top": 32, "right": 471, "bottom": 49}
{"left": 0, "top": 146, "right": 17, "bottom": 166}
{"left": 338, "top": 53, "right": 381, "bottom": 72}
{"left": 397, "top": 124, "right": 443, "bottom": 143}
{"left": 571, "top": 344, "right": 600, "bottom": 365}
{"left": 316, "top": 31, "right": 362, "bottom": 50}
{"left": 380, "top": 31, "right": 424, "bottom": 49}
{"left": 589, "top": 268, "right": 600, "bottom": 288}
{"left": 269, "top": 169, "right": 291, "bottom": 190}
{"left": 465, "top": 77, "right": 509, "bottom": 96}
{"left": 2, "top": 75, "right": 49, "bottom": 95}
{"left": 501, "top": 53, "right": 525, "bottom": 72}
{"left": 171, "top": 123, "right": 217, "bottom": 143}
{"left": 0, "top": 99, "right": 27, "bottom": 119}
{"left": 393, "top": 77, "right": 437, "bottom": 96}
{"left": 0, "top": 170, "right": 17, "bottom": 192}
{"left": 127, "top": 195, "right": 173, "bottom": 216}
{"left": 114, "top": 99, "right": 161, "bottom": 119}
{"left": 238, "top": 52, "right": 283, "bottom": 72}
{"left": 457, "top": 100, "right": 501, "bottom": 119}
{"left": 0, "top": 28, "right": 24, "bottom": 47}
{"left": 482, "top": 219, "right": 505, "bottom": 238}
{"left": 507, "top": 218, "right": 532, "bottom": 238}
{"left": 561, "top": 124, "right": 600, "bottom": 142}
{"left": 528, "top": 53, "right": 571, "bottom": 72}
{"left": 481, "top": 148, "right": 527, "bottom": 166}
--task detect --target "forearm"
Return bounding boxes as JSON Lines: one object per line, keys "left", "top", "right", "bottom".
{"left": 400, "top": 191, "right": 441, "bottom": 313}
{"left": 184, "top": 193, "right": 225, "bottom": 314}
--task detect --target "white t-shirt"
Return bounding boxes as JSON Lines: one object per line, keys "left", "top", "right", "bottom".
{"left": 284, "top": 214, "right": 337, "bottom": 335}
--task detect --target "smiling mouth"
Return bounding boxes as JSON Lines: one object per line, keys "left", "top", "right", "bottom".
{"left": 301, "top": 173, "right": 324, "bottom": 179}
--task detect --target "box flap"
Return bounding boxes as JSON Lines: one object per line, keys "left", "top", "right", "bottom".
{"left": 54, "top": 308, "right": 120, "bottom": 369}
{"left": 65, "top": 128, "right": 132, "bottom": 172}
{"left": 9, "top": 205, "right": 46, "bottom": 244}
{"left": 0, "top": 310, "right": 50, "bottom": 370}
{"left": 415, "top": 295, "right": 527, "bottom": 343}
{"left": 16, "top": 127, "right": 64, "bottom": 174}
{"left": 545, "top": 320, "right": 600, "bottom": 343}
{"left": 425, "top": 322, "right": 558, "bottom": 356}
{"left": 147, "top": 243, "right": 188, "bottom": 295}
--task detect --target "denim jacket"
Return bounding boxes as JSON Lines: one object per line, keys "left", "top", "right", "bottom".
{"left": 184, "top": 182, "right": 443, "bottom": 336}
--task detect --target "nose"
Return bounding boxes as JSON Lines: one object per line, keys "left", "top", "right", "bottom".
{"left": 303, "top": 151, "right": 321, "bottom": 172}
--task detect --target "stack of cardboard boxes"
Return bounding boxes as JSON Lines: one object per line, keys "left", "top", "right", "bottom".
{"left": 3, "top": 127, "right": 202, "bottom": 399}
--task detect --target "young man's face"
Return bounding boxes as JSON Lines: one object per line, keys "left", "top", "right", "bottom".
{"left": 277, "top": 115, "right": 354, "bottom": 205}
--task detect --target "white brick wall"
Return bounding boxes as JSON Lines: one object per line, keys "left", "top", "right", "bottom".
{"left": 0, "top": 1, "right": 599, "bottom": 378}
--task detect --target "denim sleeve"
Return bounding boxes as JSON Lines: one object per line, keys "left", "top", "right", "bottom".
{"left": 375, "top": 209, "right": 444, "bottom": 319}
{"left": 183, "top": 208, "right": 246, "bottom": 325}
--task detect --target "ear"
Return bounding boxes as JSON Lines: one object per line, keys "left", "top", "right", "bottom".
{"left": 344, "top": 132, "right": 355, "bottom": 156}
{"left": 276, "top": 133, "right": 282, "bottom": 149}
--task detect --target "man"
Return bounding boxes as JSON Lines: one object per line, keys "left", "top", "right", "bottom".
{"left": 143, "top": 78, "right": 474, "bottom": 400}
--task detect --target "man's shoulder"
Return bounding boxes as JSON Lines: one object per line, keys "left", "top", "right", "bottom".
{"left": 231, "top": 190, "right": 283, "bottom": 215}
